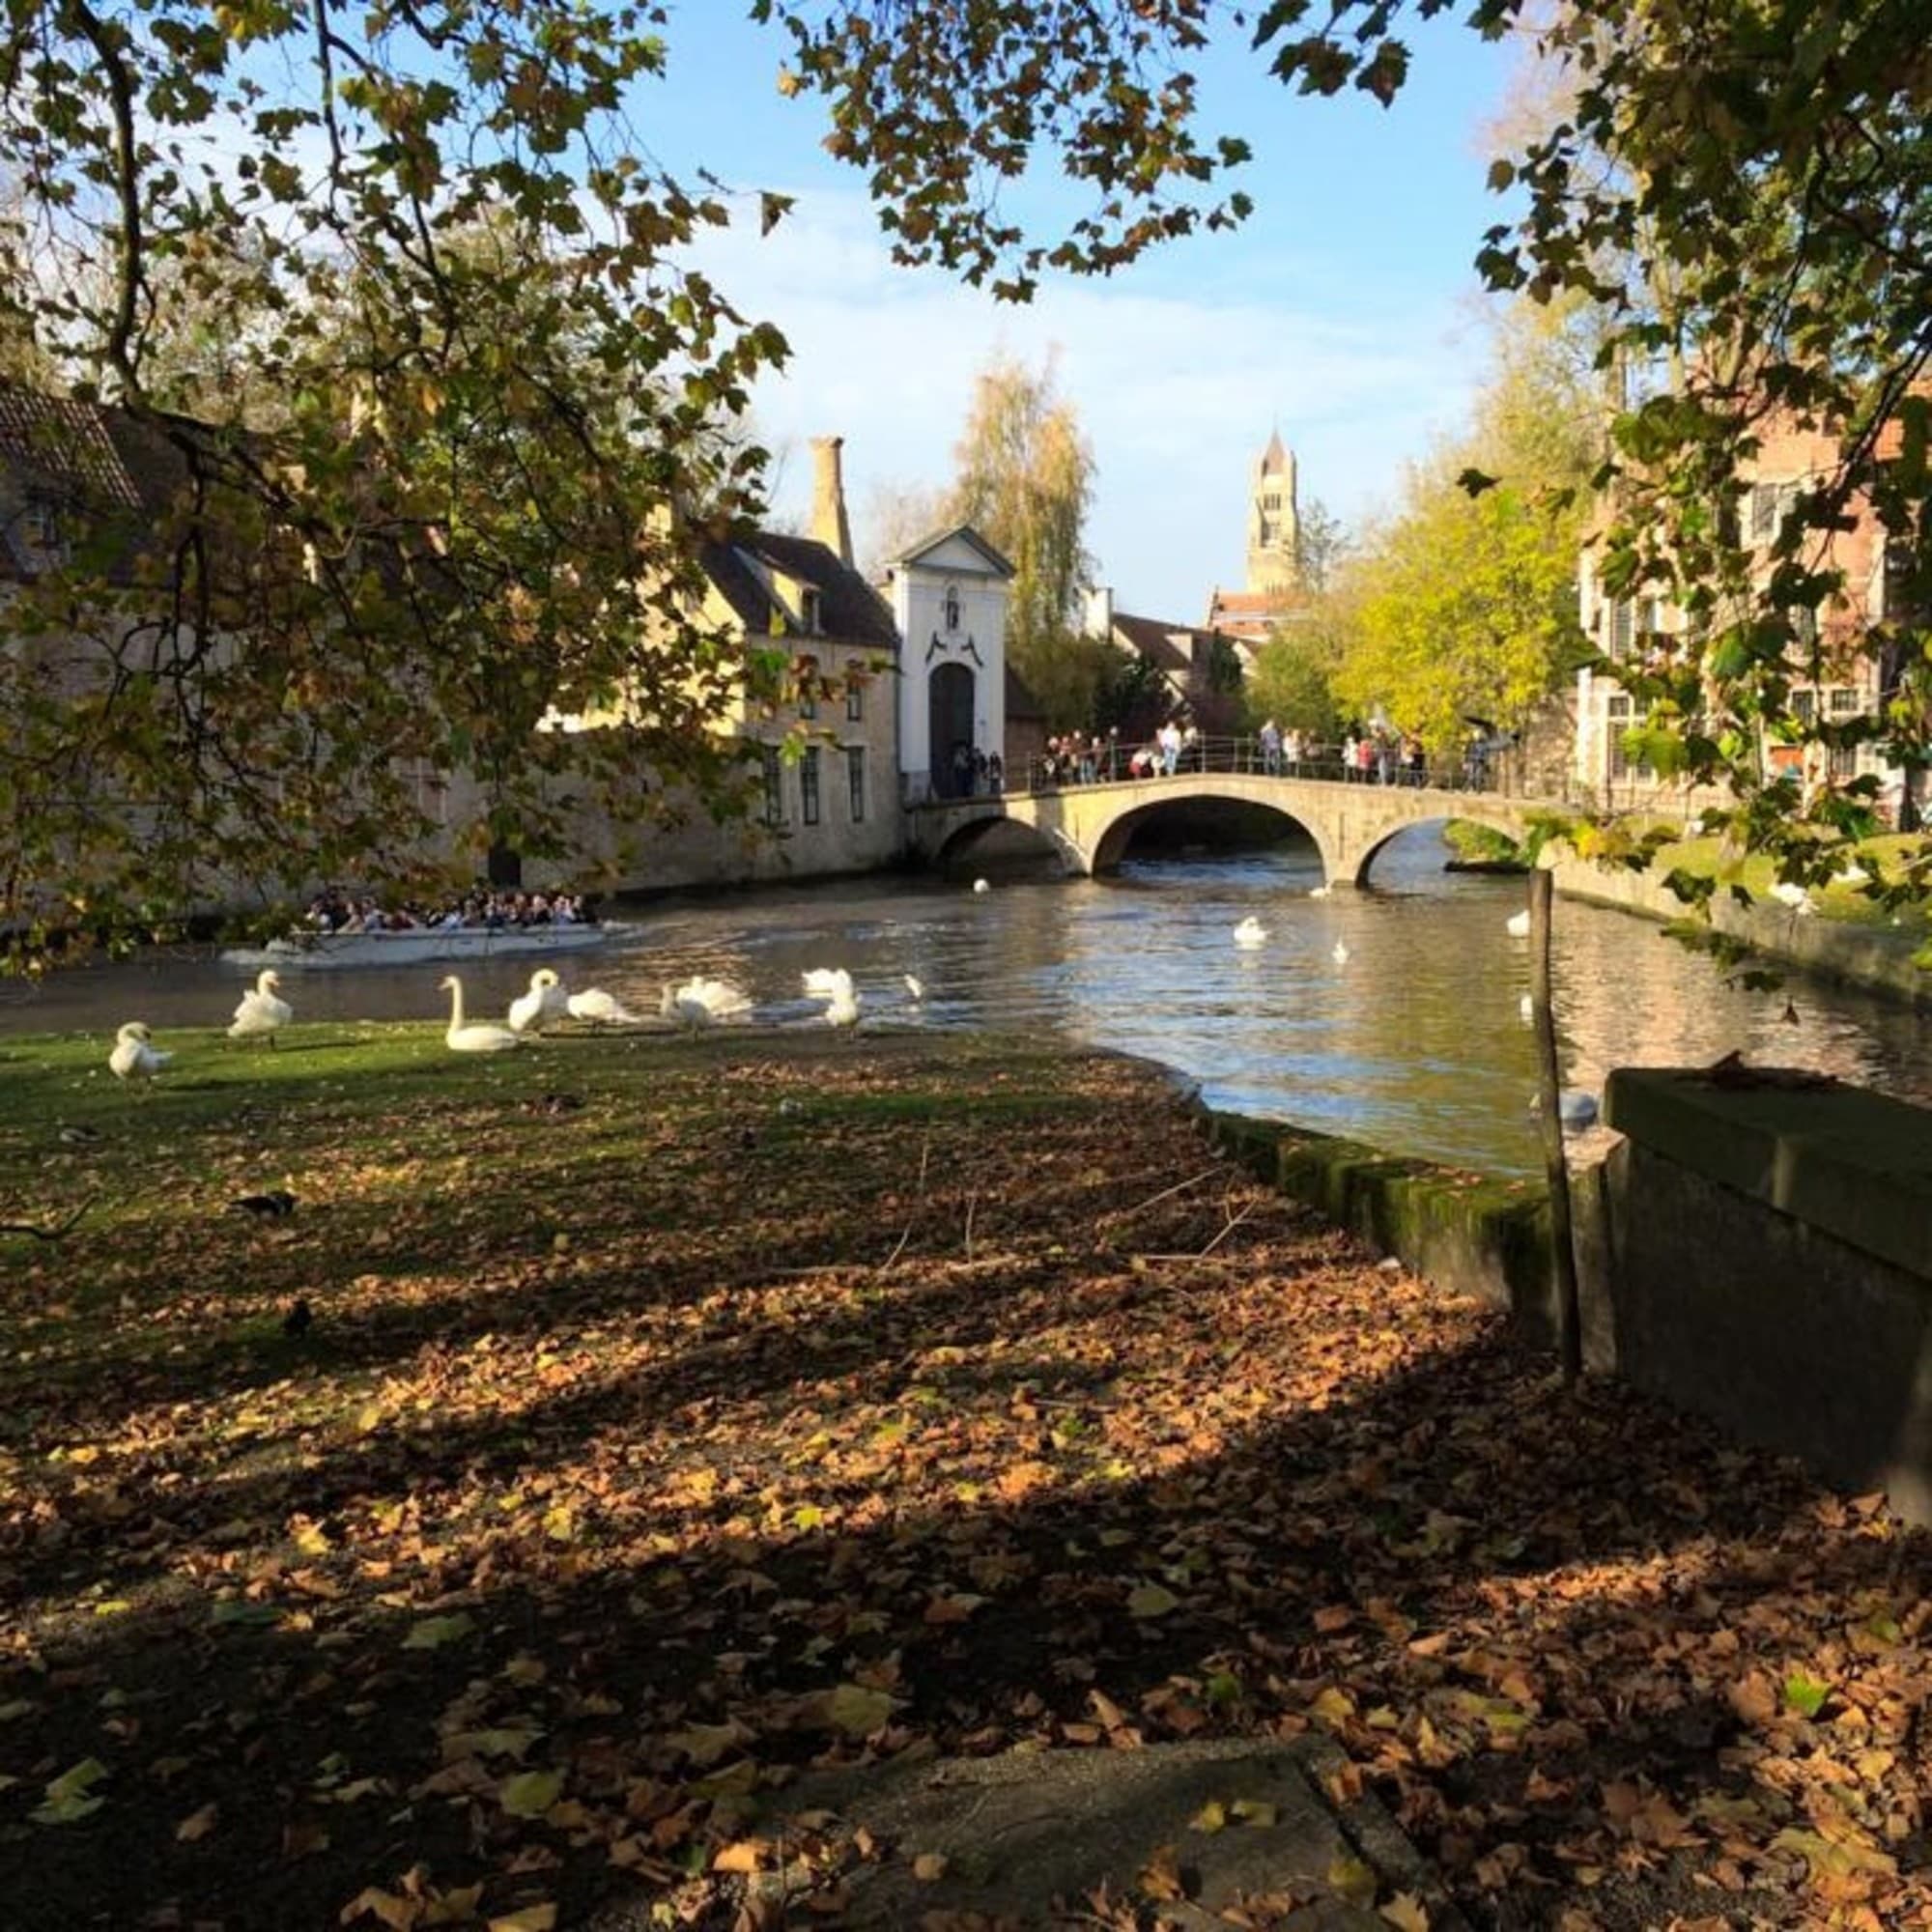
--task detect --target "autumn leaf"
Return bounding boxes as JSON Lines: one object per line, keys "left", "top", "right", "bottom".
{"left": 31, "top": 1757, "right": 108, "bottom": 1826}
{"left": 1189, "top": 1800, "right": 1228, "bottom": 1833}
{"left": 819, "top": 1683, "right": 895, "bottom": 1737}
{"left": 176, "top": 1801, "right": 220, "bottom": 1842}
{"left": 1328, "top": 1855, "right": 1378, "bottom": 1908}
{"left": 664, "top": 1719, "right": 754, "bottom": 1767}
{"left": 498, "top": 1770, "right": 563, "bottom": 1818}
{"left": 912, "top": 1851, "right": 949, "bottom": 1881}
{"left": 401, "top": 1613, "right": 475, "bottom": 1651}
{"left": 1781, "top": 1670, "right": 1832, "bottom": 1718}
{"left": 1230, "top": 1799, "right": 1277, "bottom": 1828}
{"left": 711, "top": 1839, "right": 768, "bottom": 1873}
{"left": 1381, "top": 1894, "right": 1430, "bottom": 1931}
{"left": 1138, "top": 1843, "right": 1188, "bottom": 1901}
{"left": 1126, "top": 1582, "right": 1179, "bottom": 1619}
{"left": 487, "top": 1910, "right": 557, "bottom": 1932}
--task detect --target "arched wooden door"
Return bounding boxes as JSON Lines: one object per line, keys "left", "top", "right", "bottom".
{"left": 929, "top": 662, "right": 976, "bottom": 797}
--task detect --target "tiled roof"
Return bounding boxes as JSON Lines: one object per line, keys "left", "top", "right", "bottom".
{"left": 1111, "top": 610, "right": 1236, "bottom": 677}
{"left": 700, "top": 531, "right": 899, "bottom": 652}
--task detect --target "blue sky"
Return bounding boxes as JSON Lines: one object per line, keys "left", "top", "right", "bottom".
{"left": 638, "top": 7, "right": 1522, "bottom": 621}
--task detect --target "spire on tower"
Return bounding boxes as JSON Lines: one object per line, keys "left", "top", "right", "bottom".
{"left": 1260, "top": 426, "right": 1289, "bottom": 475}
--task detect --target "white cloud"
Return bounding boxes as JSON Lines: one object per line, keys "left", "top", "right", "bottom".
{"left": 691, "top": 188, "right": 1487, "bottom": 620}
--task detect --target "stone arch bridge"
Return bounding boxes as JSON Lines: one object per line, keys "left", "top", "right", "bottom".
{"left": 908, "top": 768, "right": 1569, "bottom": 888}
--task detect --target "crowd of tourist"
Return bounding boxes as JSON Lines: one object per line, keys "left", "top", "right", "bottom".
{"left": 1029, "top": 721, "right": 1469, "bottom": 789}
{"left": 301, "top": 888, "right": 595, "bottom": 934}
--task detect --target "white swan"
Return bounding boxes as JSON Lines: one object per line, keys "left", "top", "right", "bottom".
{"left": 802, "top": 967, "right": 854, "bottom": 1004}
{"left": 228, "top": 969, "right": 293, "bottom": 1046}
{"left": 904, "top": 974, "right": 924, "bottom": 1002}
{"left": 1332, "top": 940, "right": 1350, "bottom": 965}
{"left": 109, "top": 1021, "right": 172, "bottom": 1082}
{"left": 824, "top": 988, "right": 861, "bottom": 1029}
{"left": 1770, "top": 881, "right": 1812, "bottom": 912}
{"left": 972, "top": 878, "right": 991, "bottom": 895}
{"left": 440, "top": 975, "right": 522, "bottom": 1054}
{"left": 508, "top": 967, "right": 568, "bottom": 1036}
{"left": 565, "top": 986, "right": 641, "bottom": 1026}
{"left": 1308, "top": 885, "right": 1332, "bottom": 900}
{"left": 1233, "top": 917, "right": 1268, "bottom": 949}
{"left": 1505, "top": 910, "right": 1531, "bottom": 938}
{"left": 662, "top": 977, "right": 752, "bottom": 1028}
{"left": 1520, "top": 992, "right": 1535, "bottom": 1022}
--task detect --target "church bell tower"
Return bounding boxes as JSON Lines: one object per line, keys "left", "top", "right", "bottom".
{"left": 1245, "top": 429, "right": 1301, "bottom": 603}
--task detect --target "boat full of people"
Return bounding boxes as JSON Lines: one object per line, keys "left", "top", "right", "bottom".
{"left": 220, "top": 890, "right": 617, "bottom": 971}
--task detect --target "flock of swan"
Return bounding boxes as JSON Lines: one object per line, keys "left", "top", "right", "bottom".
{"left": 105, "top": 958, "right": 930, "bottom": 1081}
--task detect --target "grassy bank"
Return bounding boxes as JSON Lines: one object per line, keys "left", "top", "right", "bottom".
{"left": 2, "top": 1025, "right": 1927, "bottom": 1931}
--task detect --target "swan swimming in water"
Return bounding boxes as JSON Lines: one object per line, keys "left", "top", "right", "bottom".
{"left": 824, "top": 987, "right": 861, "bottom": 1029}
{"left": 1308, "top": 885, "right": 1332, "bottom": 900}
{"left": 802, "top": 967, "right": 853, "bottom": 1004}
{"left": 440, "top": 975, "right": 522, "bottom": 1054}
{"left": 662, "top": 977, "right": 753, "bottom": 1028}
{"left": 228, "top": 969, "right": 293, "bottom": 1046}
{"left": 1233, "top": 917, "right": 1268, "bottom": 950}
{"left": 1332, "top": 940, "right": 1350, "bottom": 966}
{"left": 903, "top": 974, "right": 924, "bottom": 1003}
{"left": 565, "top": 986, "right": 641, "bottom": 1026}
{"left": 109, "top": 1021, "right": 172, "bottom": 1082}
{"left": 1520, "top": 992, "right": 1535, "bottom": 1023}
{"left": 507, "top": 967, "right": 569, "bottom": 1036}
{"left": 1505, "top": 910, "right": 1531, "bottom": 939}
{"left": 973, "top": 878, "right": 991, "bottom": 895}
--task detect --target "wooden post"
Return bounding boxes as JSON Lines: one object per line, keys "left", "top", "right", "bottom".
{"left": 1529, "top": 867, "right": 1585, "bottom": 1383}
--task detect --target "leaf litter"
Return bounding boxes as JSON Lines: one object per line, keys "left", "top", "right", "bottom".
{"left": 0, "top": 1029, "right": 1926, "bottom": 1930}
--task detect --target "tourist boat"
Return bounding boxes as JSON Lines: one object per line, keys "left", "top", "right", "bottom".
{"left": 219, "top": 922, "right": 619, "bottom": 971}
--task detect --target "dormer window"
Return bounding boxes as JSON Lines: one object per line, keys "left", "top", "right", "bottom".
{"left": 800, "top": 586, "right": 822, "bottom": 635}
{"left": 943, "top": 583, "right": 961, "bottom": 632}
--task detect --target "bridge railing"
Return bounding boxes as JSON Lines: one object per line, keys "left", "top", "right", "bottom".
{"left": 907, "top": 737, "right": 1591, "bottom": 808}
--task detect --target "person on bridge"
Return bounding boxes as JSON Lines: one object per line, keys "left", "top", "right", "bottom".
{"left": 1260, "top": 718, "right": 1282, "bottom": 776}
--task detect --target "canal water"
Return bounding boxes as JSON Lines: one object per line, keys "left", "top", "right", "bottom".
{"left": 3, "top": 826, "right": 1926, "bottom": 1178}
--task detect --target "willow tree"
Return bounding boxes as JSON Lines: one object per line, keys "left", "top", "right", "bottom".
{"left": 946, "top": 351, "right": 1096, "bottom": 717}
{"left": 0, "top": 0, "right": 783, "bottom": 949}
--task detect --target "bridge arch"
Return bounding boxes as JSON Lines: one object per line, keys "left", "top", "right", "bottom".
{"left": 930, "top": 812, "right": 1070, "bottom": 878}
{"left": 1346, "top": 802, "right": 1533, "bottom": 890}
{"left": 1087, "top": 792, "right": 1334, "bottom": 878}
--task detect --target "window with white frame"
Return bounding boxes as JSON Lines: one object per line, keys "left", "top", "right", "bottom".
{"left": 1605, "top": 692, "right": 1653, "bottom": 781}
{"left": 800, "top": 747, "right": 821, "bottom": 826}
{"left": 845, "top": 678, "right": 864, "bottom": 723}
{"left": 847, "top": 746, "right": 866, "bottom": 822}
{"left": 761, "top": 746, "right": 783, "bottom": 827}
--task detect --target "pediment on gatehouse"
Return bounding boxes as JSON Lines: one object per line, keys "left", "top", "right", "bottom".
{"left": 893, "top": 525, "right": 1015, "bottom": 580}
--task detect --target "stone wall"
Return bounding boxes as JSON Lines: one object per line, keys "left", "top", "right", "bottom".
{"left": 1205, "top": 1070, "right": 1932, "bottom": 1527}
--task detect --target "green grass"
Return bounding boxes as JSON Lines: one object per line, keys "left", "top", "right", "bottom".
{"left": 1644, "top": 830, "right": 1932, "bottom": 936}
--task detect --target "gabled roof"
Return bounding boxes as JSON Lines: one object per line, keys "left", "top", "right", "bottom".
{"left": 699, "top": 530, "right": 899, "bottom": 652}
{"left": 1111, "top": 610, "right": 1237, "bottom": 678}
{"left": 892, "top": 523, "right": 1015, "bottom": 579}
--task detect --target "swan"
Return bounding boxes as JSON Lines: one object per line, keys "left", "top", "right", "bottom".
{"left": 904, "top": 974, "right": 924, "bottom": 1003}
{"left": 824, "top": 988, "right": 861, "bottom": 1028}
{"left": 1332, "top": 940, "right": 1350, "bottom": 965}
{"left": 1505, "top": 910, "right": 1531, "bottom": 938}
{"left": 1233, "top": 917, "right": 1268, "bottom": 949}
{"left": 1308, "top": 885, "right": 1332, "bottom": 900}
{"left": 1519, "top": 992, "right": 1535, "bottom": 1022}
{"left": 565, "top": 986, "right": 641, "bottom": 1026}
{"left": 440, "top": 975, "right": 522, "bottom": 1054}
{"left": 972, "top": 878, "right": 991, "bottom": 895}
{"left": 109, "top": 1021, "right": 172, "bottom": 1082}
{"left": 802, "top": 967, "right": 854, "bottom": 1004}
{"left": 1530, "top": 1089, "right": 1601, "bottom": 1131}
{"left": 662, "top": 977, "right": 752, "bottom": 1028}
{"left": 228, "top": 969, "right": 293, "bottom": 1046}
{"left": 508, "top": 967, "right": 568, "bottom": 1036}
{"left": 1770, "top": 881, "right": 1812, "bottom": 912}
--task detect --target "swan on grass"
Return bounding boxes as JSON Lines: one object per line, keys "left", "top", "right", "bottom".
{"left": 662, "top": 977, "right": 752, "bottom": 1028}
{"left": 1505, "top": 910, "right": 1531, "bottom": 939}
{"left": 802, "top": 967, "right": 854, "bottom": 1004}
{"left": 440, "top": 975, "right": 522, "bottom": 1054}
{"left": 824, "top": 988, "right": 862, "bottom": 1029}
{"left": 1233, "top": 917, "right": 1268, "bottom": 950}
{"left": 508, "top": 967, "right": 569, "bottom": 1036}
{"left": 565, "top": 986, "right": 642, "bottom": 1026}
{"left": 110, "top": 1021, "right": 172, "bottom": 1082}
{"left": 228, "top": 969, "right": 293, "bottom": 1046}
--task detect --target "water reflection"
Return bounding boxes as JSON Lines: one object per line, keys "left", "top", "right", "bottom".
{"left": 4, "top": 826, "right": 1926, "bottom": 1177}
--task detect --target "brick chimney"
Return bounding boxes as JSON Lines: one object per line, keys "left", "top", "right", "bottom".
{"left": 810, "top": 435, "right": 853, "bottom": 567}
